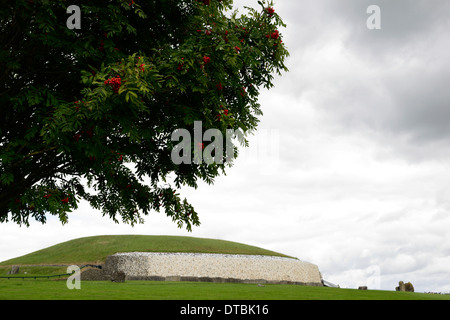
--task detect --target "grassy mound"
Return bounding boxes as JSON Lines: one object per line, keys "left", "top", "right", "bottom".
{"left": 0, "top": 235, "right": 293, "bottom": 267}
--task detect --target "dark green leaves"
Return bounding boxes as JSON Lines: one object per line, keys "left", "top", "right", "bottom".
{"left": 0, "top": 0, "right": 288, "bottom": 230}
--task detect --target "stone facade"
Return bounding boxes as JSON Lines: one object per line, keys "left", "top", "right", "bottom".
{"left": 80, "top": 267, "right": 106, "bottom": 281}
{"left": 100, "top": 252, "right": 323, "bottom": 286}
{"left": 396, "top": 281, "right": 414, "bottom": 292}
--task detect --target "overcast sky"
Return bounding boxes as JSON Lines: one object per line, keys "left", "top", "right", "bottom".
{"left": 2, "top": 0, "right": 450, "bottom": 293}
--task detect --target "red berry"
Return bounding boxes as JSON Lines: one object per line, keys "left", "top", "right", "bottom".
{"left": 271, "top": 30, "right": 280, "bottom": 40}
{"left": 73, "top": 133, "right": 81, "bottom": 142}
{"left": 105, "top": 76, "right": 122, "bottom": 93}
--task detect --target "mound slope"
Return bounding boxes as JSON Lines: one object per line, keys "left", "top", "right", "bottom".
{"left": 0, "top": 235, "right": 294, "bottom": 266}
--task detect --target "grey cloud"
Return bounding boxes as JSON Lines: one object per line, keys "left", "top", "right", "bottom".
{"left": 269, "top": 0, "right": 450, "bottom": 163}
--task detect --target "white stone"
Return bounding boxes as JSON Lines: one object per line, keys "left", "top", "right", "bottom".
{"left": 103, "top": 252, "right": 322, "bottom": 285}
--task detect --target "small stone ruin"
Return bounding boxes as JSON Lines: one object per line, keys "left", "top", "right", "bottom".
{"left": 6, "top": 266, "right": 19, "bottom": 275}
{"left": 395, "top": 281, "right": 414, "bottom": 292}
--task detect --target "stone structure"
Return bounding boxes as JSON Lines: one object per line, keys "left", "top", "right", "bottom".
{"left": 111, "top": 271, "right": 126, "bottom": 283}
{"left": 7, "top": 266, "right": 19, "bottom": 275}
{"left": 404, "top": 282, "right": 414, "bottom": 292}
{"left": 396, "top": 281, "right": 414, "bottom": 292}
{"left": 97, "top": 252, "right": 323, "bottom": 286}
{"left": 396, "top": 281, "right": 405, "bottom": 291}
{"left": 358, "top": 286, "right": 368, "bottom": 290}
{"left": 80, "top": 267, "right": 106, "bottom": 281}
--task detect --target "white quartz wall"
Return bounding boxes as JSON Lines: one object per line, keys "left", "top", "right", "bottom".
{"left": 104, "top": 252, "right": 322, "bottom": 285}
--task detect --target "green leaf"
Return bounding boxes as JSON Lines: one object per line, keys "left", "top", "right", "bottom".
{"left": 0, "top": 172, "right": 14, "bottom": 185}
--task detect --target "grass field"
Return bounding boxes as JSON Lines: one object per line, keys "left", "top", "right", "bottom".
{"left": 1, "top": 279, "right": 449, "bottom": 300}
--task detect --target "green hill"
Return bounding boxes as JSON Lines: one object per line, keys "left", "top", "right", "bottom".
{"left": 0, "top": 235, "right": 294, "bottom": 266}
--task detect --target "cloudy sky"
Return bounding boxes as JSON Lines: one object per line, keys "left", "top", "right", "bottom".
{"left": 2, "top": 0, "right": 450, "bottom": 293}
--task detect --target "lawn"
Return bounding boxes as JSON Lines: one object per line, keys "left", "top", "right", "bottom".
{"left": 0, "top": 279, "right": 448, "bottom": 300}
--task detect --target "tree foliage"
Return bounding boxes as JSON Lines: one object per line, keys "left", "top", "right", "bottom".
{"left": 0, "top": 0, "right": 289, "bottom": 230}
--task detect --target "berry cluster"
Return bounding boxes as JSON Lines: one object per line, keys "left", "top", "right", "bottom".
{"left": 104, "top": 75, "right": 122, "bottom": 93}
{"left": 266, "top": 29, "right": 279, "bottom": 40}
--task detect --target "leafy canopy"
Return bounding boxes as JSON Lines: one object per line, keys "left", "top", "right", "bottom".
{"left": 0, "top": 0, "right": 289, "bottom": 230}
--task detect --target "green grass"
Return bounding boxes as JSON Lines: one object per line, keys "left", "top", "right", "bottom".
{"left": 0, "top": 280, "right": 448, "bottom": 300}
{"left": 0, "top": 265, "right": 67, "bottom": 277}
{"left": 0, "top": 235, "right": 293, "bottom": 267}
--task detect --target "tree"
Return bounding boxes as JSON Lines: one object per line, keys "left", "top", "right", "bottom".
{"left": 0, "top": 0, "right": 289, "bottom": 230}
